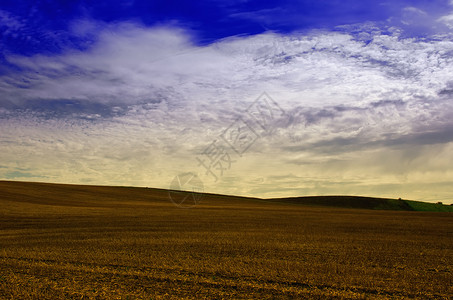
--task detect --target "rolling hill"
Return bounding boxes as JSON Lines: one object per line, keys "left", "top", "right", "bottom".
{"left": 0, "top": 180, "right": 451, "bottom": 212}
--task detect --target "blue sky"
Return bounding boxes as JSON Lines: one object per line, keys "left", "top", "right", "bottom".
{"left": 1, "top": 0, "right": 453, "bottom": 202}
{"left": 2, "top": 0, "right": 452, "bottom": 55}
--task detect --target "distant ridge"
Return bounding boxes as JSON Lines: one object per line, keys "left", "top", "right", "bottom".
{"left": 265, "top": 195, "right": 453, "bottom": 212}
{"left": 0, "top": 180, "right": 451, "bottom": 212}
{"left": 268, "top": 196, "right": 400, "bottom": 210}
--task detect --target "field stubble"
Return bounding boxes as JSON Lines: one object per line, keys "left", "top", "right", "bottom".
{"left": 0, "top": 181, "right": 452, "bottom": 299}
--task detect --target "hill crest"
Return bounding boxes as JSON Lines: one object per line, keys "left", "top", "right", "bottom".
{"left": 0, "top": 180, "right": 451, "bottom": 212}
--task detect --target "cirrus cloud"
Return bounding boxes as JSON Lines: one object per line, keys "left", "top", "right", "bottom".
{"left": 1, "top": 20, "right": 453, "bottom": 202}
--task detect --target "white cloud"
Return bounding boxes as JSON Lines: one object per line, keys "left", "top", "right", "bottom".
{"left": 2, "top": 21, "right": 453, "bottom": 202}
{"left": 438, "top": 14, "right": 453, "bottom": 28}
{"left": 403, "top": 6, "right": 427, "bottom": 15}
{"left": 4, "top": 22, "right": 453, "bottom": 111}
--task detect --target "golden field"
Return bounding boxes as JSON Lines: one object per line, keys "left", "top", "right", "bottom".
{"left": 0, "top": 181, "right": 452, "bottom": 299}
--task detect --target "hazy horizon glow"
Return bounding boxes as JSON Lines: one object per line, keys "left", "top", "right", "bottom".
{"left": 1, "top": 1, "right": 453, "bottom": 203}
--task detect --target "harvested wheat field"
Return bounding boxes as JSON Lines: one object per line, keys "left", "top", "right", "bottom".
{"left": 0, "top": 181, "right": 452, "bottom": 299}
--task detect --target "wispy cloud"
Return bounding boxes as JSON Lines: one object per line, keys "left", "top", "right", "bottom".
{"left": 1, "top": 20, "right": 453, "bottom": 202}
{"left": 438, "top": 13, "right": 453, "bottom": 28}
{"left": 0, "top": 10, "right": 25, "bottom": 32}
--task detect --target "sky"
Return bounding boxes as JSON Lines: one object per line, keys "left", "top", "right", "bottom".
{"left": 1, "top": 0, "right": 453, "bottom": 203}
